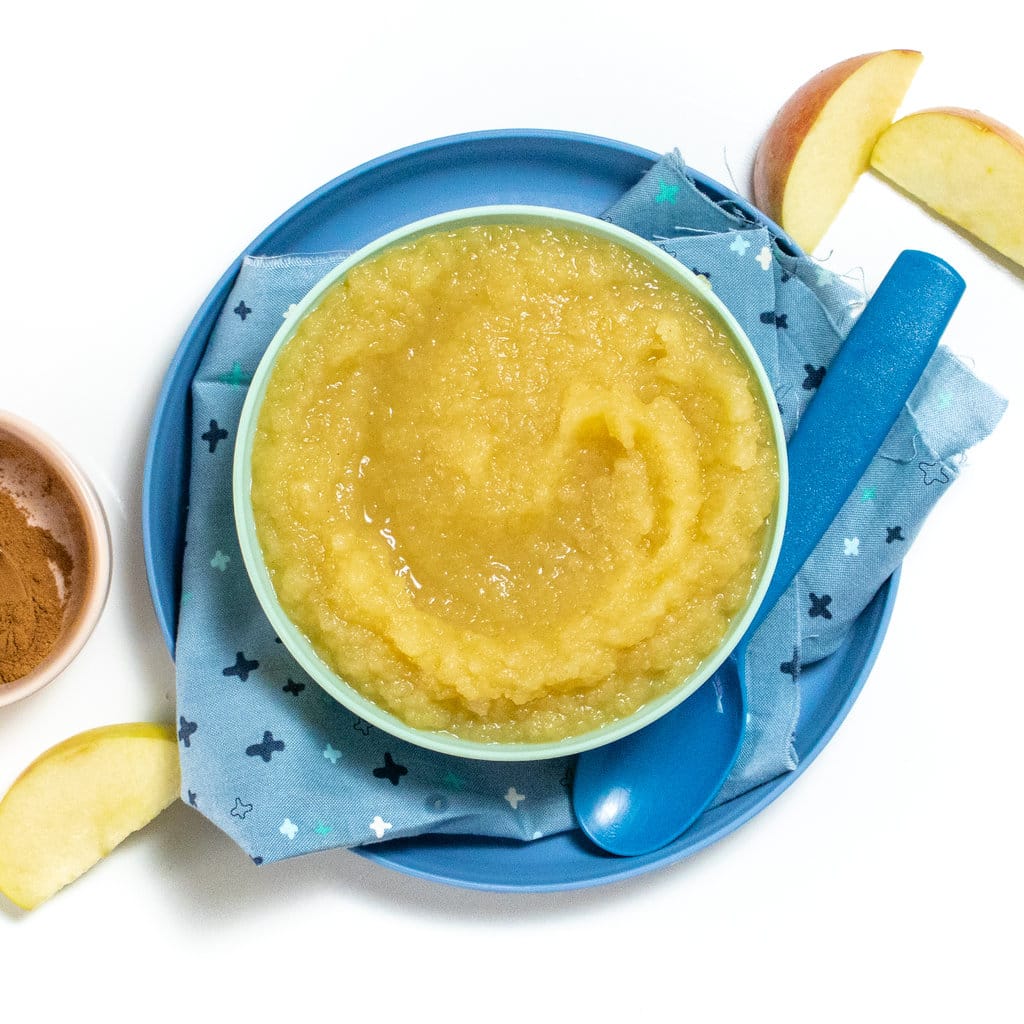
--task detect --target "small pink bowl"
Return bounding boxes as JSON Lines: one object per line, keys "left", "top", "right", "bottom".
{"left": 0, "top": 411, "right": 112, "bottom": 707}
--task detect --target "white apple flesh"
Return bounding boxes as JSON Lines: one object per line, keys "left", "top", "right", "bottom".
{"left": 0, "top": 723, "right": 180, "bottom": 910}
{"left": 871, "top": 106, "right": 1024, "bottom": 268}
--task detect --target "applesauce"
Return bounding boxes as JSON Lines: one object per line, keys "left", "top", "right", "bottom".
{"left": 250, "top": 222, "right": 779, "bottom": 743}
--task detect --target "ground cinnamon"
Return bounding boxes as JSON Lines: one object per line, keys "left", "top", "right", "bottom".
{"left": 0, "top": 485, "right": 73, "bottom": 684}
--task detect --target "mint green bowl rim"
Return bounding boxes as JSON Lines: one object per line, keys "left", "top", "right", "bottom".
{"left": 233, "top": 205, "right": 789, "bottom": 762}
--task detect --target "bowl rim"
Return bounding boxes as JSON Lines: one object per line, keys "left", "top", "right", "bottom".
{"left": 232, "top": 204, "right": 788, "bottom": 760}
{"left": 0, "top": 410, "right": 113, "bottom": 708}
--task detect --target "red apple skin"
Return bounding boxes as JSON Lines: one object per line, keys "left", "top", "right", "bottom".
{"left": 752, "top": 51, "right": 922, "bottom": 229}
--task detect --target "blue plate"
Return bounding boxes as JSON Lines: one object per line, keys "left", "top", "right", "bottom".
{"left": 142, "top": 129, "right": 897, "bottom": 891}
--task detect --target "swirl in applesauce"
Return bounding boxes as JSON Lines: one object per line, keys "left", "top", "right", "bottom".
{"left": 250, "top": 223, "right": 779, "bottom": 743}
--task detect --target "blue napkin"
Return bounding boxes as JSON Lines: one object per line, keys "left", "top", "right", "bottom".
{"left": 175, "top": 153, "right": 1005, "bottom": 862}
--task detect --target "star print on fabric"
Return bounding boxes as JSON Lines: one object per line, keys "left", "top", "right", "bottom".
{"left": 352, "top": 718, "right": 372, "bottom": 736}
{"left": 755, "top": 245, "right": 773, "bottom": 271}
{"left": 233, "top": 300, "right": 252, "bottom": 321}
{"left": 425, "top": 794, "right": 450, "bottom": 813}
{"left": 282, "top": 678, "right": 305, "bottom": 696}
{"left": 283, "top": 303, "right": 298, "bottom": 319}
{"left": 369, "top": 816, "right": 393, "bottom": 839}
{"left": 802, "top": 364, "right": 826, "bottom": 390}
{"left": 314, "top": 823, "right": 332, "bottom": 836}
{"left": 201, "top": 420, "right": 228, "bottom": 453}
{"left": 730, "top": 236, "right": 751, "bottom": 256}
{"left": 373, "top": 752, "right": 409, "bottom": 785}
{"left": 886, "top": 526, "right": 906, "bottom": 544}
{"left": 780, "top": 269, "right": 793, "bottom": 283}
{"left": 442, "top": 770, "right": 467, "bottom": 791}
{"left": 223, "top": 651, "right": 259, "bottom": 681}
{"left": 689, "top": 268, "right": 711, "bottom": 280}
{"left": 655, "top": 180, "right": 679, "bottom": 204}
{"left": 280, "top": 819, "right": 299, "bottom": 840}
{"left": 210, "top": 550, "right": 230, "bottom": 571}
{"left": 809, "top": 593, "right": 833, "bottom": 620}
{"left": 861, "top": 487, "right": 877, "bottom": 502}
{"left": 938, "top": 390, "right": 953, "bottom": 410}
{"left": 230, "top": 797, "right": 253, "bottom": 820}
{"left": 760, "top": 311, "right": 789, "bottom": 329}
{"left": 246, "top": 731, "right": 285, "bottom": 763}
{"left": 560, "top": 765, "right": 573, "bottom": 789}
{"left": 780, "top": 647, "right": 801, "bottom": 680}
{"left": 843, "top": 537, "right": 860, "bottom": 556}
{"left": 180, "top": 590, "right": 193, "bottom": 607}
{"left": 815, "top": 267, "right": 833, "bottom": 287}
{"left": 504, "top": 787, "right": 526, "bottom": 809}
{"left": 252, "top": 856, "right": 264, "bottom": 865}
{"left": 217, "top": 361, "right": 252, "bottom": 387}
{"left": 323, "top": 744, "right": 341, "bottom": 764}
{"left": 188, "top": 790, "right": 197, "bottom": 807}
{"left": 920, "top": 461, "right": 950, "bottom": 486}
{"left": 178, "top": 716, "right": 197, "bottom": 748}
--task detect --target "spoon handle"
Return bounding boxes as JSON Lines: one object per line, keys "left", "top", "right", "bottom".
{"left": 749, "top": 250, "right": 964, "bottom": 635}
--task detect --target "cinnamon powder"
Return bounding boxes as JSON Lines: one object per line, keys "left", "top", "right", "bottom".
{"left": 0, "top": 485, "right": 73, "bottom": 684}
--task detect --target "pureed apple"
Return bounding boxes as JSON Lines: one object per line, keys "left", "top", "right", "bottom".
{"left": 250, "top": 223, "right": 779, "bottom": 743}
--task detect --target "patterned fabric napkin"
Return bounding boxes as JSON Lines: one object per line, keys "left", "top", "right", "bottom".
{"left": 175, "top": 153, "right": 1005, "bottom": 863}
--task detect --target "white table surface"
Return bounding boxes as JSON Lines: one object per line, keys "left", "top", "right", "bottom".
{"left": 2, "top": 3, "right": 1021, "bottom": 1020}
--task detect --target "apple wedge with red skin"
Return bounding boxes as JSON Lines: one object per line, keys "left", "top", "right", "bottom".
{"left": 871, "top": 107, "right": 1024, "bottom": 269}
{"left": 753, "top": 49, "right": 923, "bottom": 252}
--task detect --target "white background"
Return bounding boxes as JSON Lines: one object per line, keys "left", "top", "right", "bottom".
{"left": 1, "top": 2, "right": 1021, "bottom": 1020}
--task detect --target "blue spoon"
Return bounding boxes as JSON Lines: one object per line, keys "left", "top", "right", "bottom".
{"left": 573, "top": 250, "right": 965, "bottom": 857}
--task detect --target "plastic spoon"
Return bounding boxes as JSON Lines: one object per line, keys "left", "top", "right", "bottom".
{"left": 573, "top": 250, "right": 965, "bottom": 857}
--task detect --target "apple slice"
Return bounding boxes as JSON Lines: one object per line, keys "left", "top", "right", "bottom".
{"left": 0, "top": 723, "right": 179, "bottom": 910}
{"left": 871, "top": 107, "right": 1024, "bottom": 268}
{"left": 753, "top": 49, "right": 923, "bottom": 252}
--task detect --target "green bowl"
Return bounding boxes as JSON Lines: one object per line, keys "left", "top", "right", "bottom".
{"left": 233, "top": 205, "right": 788, "bottom": 761}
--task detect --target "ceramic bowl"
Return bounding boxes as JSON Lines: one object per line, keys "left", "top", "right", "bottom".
{"left": 233, "top": 205, "right": 787, "bottom": 760}
{"left": 0, "top": 411, "right": 112, "bottom": 707}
